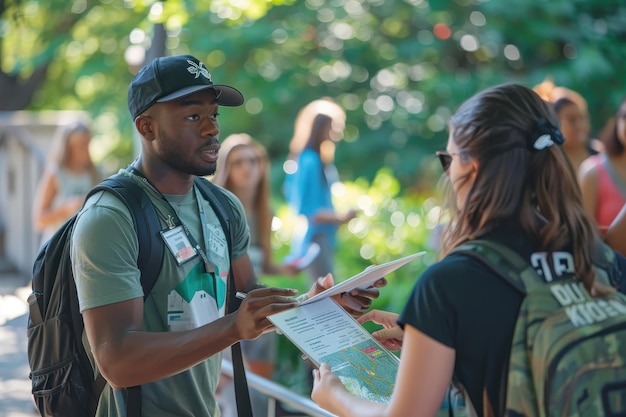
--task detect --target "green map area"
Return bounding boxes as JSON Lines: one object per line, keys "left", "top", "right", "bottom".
{"left": 320, "top": 340, "right": 398, "bottom": 403}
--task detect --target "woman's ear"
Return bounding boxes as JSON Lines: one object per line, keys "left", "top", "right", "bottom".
{"left": 468, "top": 158, "right": 480, "bottom": 182}
{"left": 135, "top": 115, "right": 155, "bottom": 141}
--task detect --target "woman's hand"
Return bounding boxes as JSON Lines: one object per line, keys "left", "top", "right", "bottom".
{"left": 311, "top": 363, "right": 348, "bottom": 412}
{"left": 358, "top": 309, "right": 404, "bottom": 351}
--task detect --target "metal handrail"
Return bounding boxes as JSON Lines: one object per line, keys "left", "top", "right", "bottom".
{"left": 220, "top": 359, "right": 336, "bottom": 417}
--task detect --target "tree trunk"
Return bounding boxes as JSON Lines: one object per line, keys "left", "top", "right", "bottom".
{"left": 0, "top": 63, "right": 51, "bottom": 110}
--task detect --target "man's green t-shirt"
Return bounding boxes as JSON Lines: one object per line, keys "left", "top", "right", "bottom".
{"left": 70, "top": 169, "right": 249, "bottom": 417}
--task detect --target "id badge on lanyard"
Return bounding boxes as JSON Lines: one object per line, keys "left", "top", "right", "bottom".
{"left": 161, "top": 225, "right": 198, "bottom": 265}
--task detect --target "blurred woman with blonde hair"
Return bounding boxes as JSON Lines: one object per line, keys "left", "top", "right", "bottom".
{"left": 283, "top": 98, "right": 357, "bottom": 284}
{"left": 32, "top": 121, "right": 100, "bottom": 245}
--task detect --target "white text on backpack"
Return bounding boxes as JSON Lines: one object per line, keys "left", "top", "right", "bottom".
{"left": 551, "top": 282, "right": 626, "bottom": 327}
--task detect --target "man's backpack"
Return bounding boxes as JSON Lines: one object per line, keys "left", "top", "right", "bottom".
{"left": 452, "top": 239, "right": 626, "bottom": 417}
{"left": 27, "top": 174, "right": 162, "bottom": 416}
{"left": 26, "top": 173, "right": 247, "bottom": 417}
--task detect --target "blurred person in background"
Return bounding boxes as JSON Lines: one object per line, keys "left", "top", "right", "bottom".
{"left": 553, "top": 97, "right": 597, "bottom": 173}
{"left": 213, "top": 133, "right": 300, "bottom": 277}
{"left": 32, "top": 121, "right": 100, "bottom": 246}
{"left": 579, "top": 95, "right": 626, "bottom": 235}
{"left": 535, "top": 79, "right": 603, "bottom": 169}
{"left": 283, "top": 98, "right": 357, "bottom": 284}
{"left": 212, "top": 133, "right": 300, "bottom": 417}
{"left": 606, "top": 203, "right": 626, "bottom": 260}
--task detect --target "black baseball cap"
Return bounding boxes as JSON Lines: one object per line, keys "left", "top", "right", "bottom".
{"left": 128, "top": 54, "right": 244, "bottom": 120}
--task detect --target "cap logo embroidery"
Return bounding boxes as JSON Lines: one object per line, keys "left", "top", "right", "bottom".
{"left": 186, "top": 60, "right": 211, "bottom": 81}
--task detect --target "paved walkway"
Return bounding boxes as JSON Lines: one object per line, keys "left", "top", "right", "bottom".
{"left": 0, "top": 272, "right": 37, "bottom": 417}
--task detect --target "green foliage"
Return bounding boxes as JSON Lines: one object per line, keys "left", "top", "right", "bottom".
{"left": 335, "top": 168, "right": 438, "bottom": 308}
{"left": 3, "top": 0, "right": 626, "bottom": 191}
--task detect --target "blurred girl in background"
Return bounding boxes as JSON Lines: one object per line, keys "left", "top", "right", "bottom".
{"left": 32, "top": 121, "right": 100, "bottom": 245}
{"left": 212, "top": 133, "right": 299, "bottom": 417}
{"left": 579, "top": 96, "right": 626, "bottom": 235}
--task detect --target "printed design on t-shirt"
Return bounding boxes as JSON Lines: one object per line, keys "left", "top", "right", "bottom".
{"left": 206, "top": 223, "right": 228, "bottom": 260}
{"left": 167, "top": 262, "right": 227, "bottom": 331}
{"left": 529, "top": 251, "right": 575, "bottom": 282}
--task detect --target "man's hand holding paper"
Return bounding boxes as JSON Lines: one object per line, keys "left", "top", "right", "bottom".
{"left": 301, "top": 252, "right": 425, "bottom": 309}
{"left": 301, "top": 273, "right": 388, "bottom": 317}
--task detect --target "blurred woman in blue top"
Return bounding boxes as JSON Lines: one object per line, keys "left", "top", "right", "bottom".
{"left": 284, "top": 99, "right": 357, "bottom": 284}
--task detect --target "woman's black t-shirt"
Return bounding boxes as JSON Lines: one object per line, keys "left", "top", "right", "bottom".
{"left": 397, "top": 227, "right": 533, "bottom": 416}
{"left": 398, "top": 223, "right": 626, "bottom": 416}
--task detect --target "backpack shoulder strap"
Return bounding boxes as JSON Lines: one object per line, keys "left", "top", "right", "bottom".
{"left": 600, "top": 153, "right": 626, "bottom": 199}
{"left": 451, "top": 239, "right": 542, "bottom": 294}
{"left": 88, "top": 174, "right": 163, "bottom": 298}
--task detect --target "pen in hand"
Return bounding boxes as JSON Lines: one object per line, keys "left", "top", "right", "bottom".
{"left": 236, "top": 291, "right": 307, "bottom": 303}
{"left": 234, "top": 290, "right": 289, "bottom": 336}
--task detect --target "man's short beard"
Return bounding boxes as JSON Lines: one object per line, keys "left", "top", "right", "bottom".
{"left": 194, "top": 165, "right": 217, "bottom": 177}
{"left": 156, "top": 126, "right": 219, "bottom": 177}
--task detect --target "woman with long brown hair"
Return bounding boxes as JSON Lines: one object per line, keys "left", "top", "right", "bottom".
{"left": 212, "top": 133, "right": 298, "bottom": 417}
{"left": 310, "top": 83, "right": 625, "bottom": 417}
{"left": 213, "top": 133, "right": 296, "bottom": 276}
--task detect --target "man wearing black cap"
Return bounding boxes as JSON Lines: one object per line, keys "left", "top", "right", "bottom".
{"left": 70, "top": 54, "right": 382, "bottom": 416}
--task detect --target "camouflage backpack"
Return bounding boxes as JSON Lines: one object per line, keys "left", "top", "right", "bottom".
{"left": 452, "top": 239, "right": 626, "bottom": 417}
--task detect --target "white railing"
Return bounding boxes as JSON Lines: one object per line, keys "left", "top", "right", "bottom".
{"left": 220, "top": 360, "right": 337, "bottom": 417}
